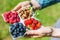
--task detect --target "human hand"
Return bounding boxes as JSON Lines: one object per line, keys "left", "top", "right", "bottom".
{"left": 12, "top": 0, "right": 40, "bottom": 12}
{"left": 26, "top": 27, "right": 52, "bottom": 38}
{"left": 30, "top": 0, "right": 41, "bottom": 9}
{"left": 51, "top": 28, "right": 60, "bottom": 38}
{"left": 12, "top": 1, "right": 30, "bottom": 12}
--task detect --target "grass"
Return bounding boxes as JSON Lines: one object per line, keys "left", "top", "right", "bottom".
{"left": 0, "top": 0, "right": 60, "bottom": 40}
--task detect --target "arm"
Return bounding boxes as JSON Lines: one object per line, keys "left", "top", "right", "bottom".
{"left": 12, "top": 0, "right": 60, "bottom": 11}
{"left": 12, "top": 0, "right": 40, "bottom": 11}
{"left": 51, "top": 28, "right": 60, "bottom": 38}
{"left": 30, "top": 0, "right": 60, "bottom": 9}
{"left": 26, "top": 26, "right": 60, "bottom": 38}
{"left": 26, "top": 26, "right": 53, "bottom": 38}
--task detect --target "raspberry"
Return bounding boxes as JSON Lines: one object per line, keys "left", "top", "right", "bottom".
{"left": 3, "top": 11, "right": 20, "bottom": 24}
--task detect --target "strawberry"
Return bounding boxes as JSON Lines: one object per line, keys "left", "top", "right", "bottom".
{"left": 24, "top": 20, "right": 29, "bottom": 26}
{"left": 36, "top": 22, "right": 41, "bottom": 28}
{"left": 27, "top": 25, "right": 32, "bottom": 29}
{"left": 24, "top": 18, "right": 42, "bottom": 30}
{"left": 33, "top": 20, "right": 38, "bottom": 24}
{"left": 28, "top": 20, "right": 32, "bottom": 24}
{"left": 30, "top": 18, "right": 35, "bottom": 21}
{"left": 34, "top": 27, "right": 39, "bottom": 30}
{"left": 31, "top": 23, "right": 35, "bottom": 30}
{"left": 32, "top": 23, "right": 35, "bottom": 27}
{"left": 32, "top": 26, "right": 35, "bottom": 30}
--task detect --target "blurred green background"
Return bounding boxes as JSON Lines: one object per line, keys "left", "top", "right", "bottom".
{"left": 0, "top": 0, "right": 60, "bottom": 40}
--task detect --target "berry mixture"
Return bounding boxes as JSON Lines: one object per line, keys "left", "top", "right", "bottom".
{"left": 10, "top": 23, "right": 26, "bottom": 38}
{"left": 2, "top": 6, "right": 42, "bottom": 38}
{"left": 3, "top": 11, "right": 20, "bottom": 24}
{"left": 19, "top": 8, "right": 32, "bottom": 19}
{"left": 24, "top": 18, "right": 41, "bottom": 30}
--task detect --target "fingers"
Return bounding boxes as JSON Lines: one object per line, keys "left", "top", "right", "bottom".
{"left": 12, "top": 1, "right": 30, "bottom": 11}
{"left": 22, "top": 1, "right": 30, "bottom": 7}
{"left": 32, "top": 33, "right": 45, "bottom": 38}
{"left": 26, "top": 30, "right": 37, "bottom": 35}
{"left": 30, "top": 0, "right": 40, "bottom": 9}
{"left": 32, "top": 36, "right": 40, "bottom": 38}
{"left": 39, "top": 27, "right": 52, "bottom": 34}
{"left": 17, "top": 5, "right": 30, "bottom": 13}
{"left": 25, "top": 30, "right": 46, "bottom": 38}
{"left": 12, "top": 2, "right": 22, "bottom": 11}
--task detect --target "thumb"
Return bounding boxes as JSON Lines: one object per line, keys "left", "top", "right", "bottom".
{"left": 26, "top": 30, "right": 38, "bottom": 35}
{"left": 17, "top": 5, "right": 30, "bottom": 13}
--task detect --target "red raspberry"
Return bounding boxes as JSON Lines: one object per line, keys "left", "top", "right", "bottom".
{"left": 6, "top": 19, "right": 9, "bottom": 23}
{"left": 3, "top": 11, "right": 20, "bottom": 24}
{"left": 16, "top": 18, "right": 20, "bottom": 22}
{"left": 9, "top": 20, "right": 13, "bottom": 24}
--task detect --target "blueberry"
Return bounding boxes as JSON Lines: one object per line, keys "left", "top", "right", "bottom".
{"left": 17, "top": 33, "right": 22, "bottom": 37}
{"left": 14, "top": 30, "right": 16, "bottom": 32}
{"left": 10, "top": 24, "right": 14, "bottom": 27}
{"left": 10, "top": 23, "right": 26, "bottom": 38}
{"left": 17, "top": 28, "right": 19, "bottom": 31}
{"left": 19, "top": 23, "right": 23, "bottom": 27}
{"left": 20, "top": 28, "right": 23, "bottom": 31}
{"left": 16, "top": 34, "right": 19, "bottom": 37}
{"left": 13, "top": 35, "right": 16, "bottom": 38}
{"left": 19, "top": 26, "right": 21, "bottom": 29}
{"left": 20, "top": 32, "right": 25, "bottom": 36}
{"left": 11, "top": 32, "right": 14, "bottom": 35}
{"left": 23, "top": 26, "right": 26, "bottom": 31}
{"left": 10, "top": 25, "right": 16, "bottom": 31}
{"left": 13, "top": 31, "right": 17, "bottom": 35}
{"left": 17, "top": 31, "right": 19, "bottom": 33}
{"left": 19, "top": 33, "right": 23, "bottom": 36}
{"left": 14, "top": 23, "right": 19, "bottom": 27}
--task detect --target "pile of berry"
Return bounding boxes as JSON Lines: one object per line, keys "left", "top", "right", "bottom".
{"left": 10, "top": 23, "right": 26, "bottom": 38}
{"left": 3, "top": 11, "right": 20, "bottom": 24}
{"left": 24, "top": 18, "right": 41, "bottom": 30}
{"left": 2, "top": 7, "right": 42, "bottom": 38}
{"left": 19, "top": 8, "right": 32, "bottom": 19}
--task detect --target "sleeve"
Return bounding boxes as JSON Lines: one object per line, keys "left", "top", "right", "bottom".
{"left": 36, "top": 0, "right": 60, "bottom": 8}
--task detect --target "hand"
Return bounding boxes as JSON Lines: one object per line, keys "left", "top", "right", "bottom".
{"left": 30, "top": 0, "right": 41, "bottom": 9}
{"left": 12, "top": 0, "right": 40, "bottom": 12}
{"left": 26, "top": 27, "right": 52, "bottom": 38}
{"left": 12, "top": 1, "right": 30, "bottom": 12}
{"left": 51, "top": 28, "right": 60, "bottom": 38}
